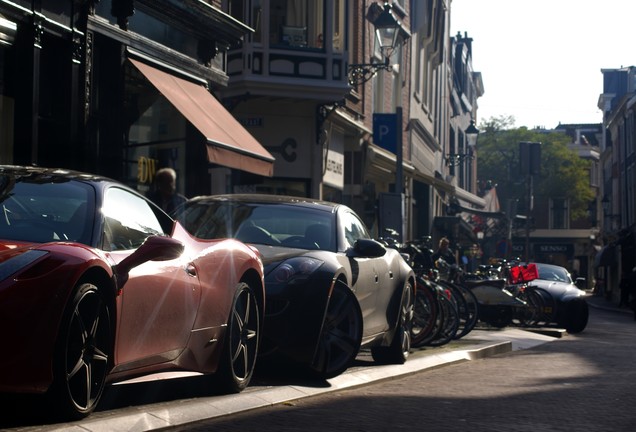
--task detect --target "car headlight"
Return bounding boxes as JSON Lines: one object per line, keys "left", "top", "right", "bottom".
{"left": 0, "top": 250, "right": 49, "bottom": 281}
{"left": 269, "top": 257, "right": 324, "bottom": 284}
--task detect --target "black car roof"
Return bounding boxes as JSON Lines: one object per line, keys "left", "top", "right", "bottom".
{"left": 188, "top": 194, "right": 342, "bottom": 214}
{"left": 0, "top": 165, "right": 114, "bottom": 184}
{"left": 0, "top": 165, "right": 153, "bottom": 206}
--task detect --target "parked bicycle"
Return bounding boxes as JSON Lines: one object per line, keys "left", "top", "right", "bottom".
{"left": 377, "top": 232, "right": 463, "bottom": 348}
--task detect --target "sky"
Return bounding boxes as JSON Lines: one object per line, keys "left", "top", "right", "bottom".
{"left": 450, "top": 0, "right": 635, "bottom": 129}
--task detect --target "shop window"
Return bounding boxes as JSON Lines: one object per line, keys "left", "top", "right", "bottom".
{"left": 0, "top": 44, "right": 14, "bottom": 163}
{"left": 123, "top": 63, "right": 186, "bottom": 196}
{"left": 270, "top": 0, "right": 325, "bottom": 49}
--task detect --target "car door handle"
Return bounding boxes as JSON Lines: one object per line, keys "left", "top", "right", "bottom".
{"left": 389, "top": 271, "right": 394, "bottom": 279}
{"left": 374, "top": 274, "right": 379, "bottom": 283}
{"left": 185, "top": 263, "right": 197, "bottom": 277}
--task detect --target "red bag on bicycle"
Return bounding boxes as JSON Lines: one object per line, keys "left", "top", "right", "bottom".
{"left": 509, "top": 263, "right": 539, "bottom": 284}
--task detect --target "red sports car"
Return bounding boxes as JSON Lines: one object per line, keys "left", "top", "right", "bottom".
{"left": 0, "top": 166, "right": 265, "bottom": 420}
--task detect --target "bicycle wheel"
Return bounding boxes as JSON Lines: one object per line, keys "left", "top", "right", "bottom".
{"left": 440, "top": 280, "right": 479, "bottom": 339}
{"left": 528, "top": 286, "right": 556, "bottom": 326}
{"left": 410, "top": 277, "right": 440, "bottom": 348}
{"left": 427, "top": 285, "right": 460, "bottom": 347}
{"left": 513, "top": 286, "right": 544, "bottom": 327}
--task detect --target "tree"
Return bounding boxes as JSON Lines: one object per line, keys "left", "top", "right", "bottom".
{"left": 476, "top": 116, "right": 594, "bottom": 221}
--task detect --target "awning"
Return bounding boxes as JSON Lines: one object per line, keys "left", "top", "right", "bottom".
{"left": 129, "top": 58, "right": 275, "bottom": 177}
{"left": 433, "top": 216, "right": 478, "bottom": 243}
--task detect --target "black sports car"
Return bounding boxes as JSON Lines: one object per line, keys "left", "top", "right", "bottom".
{"left": 524, "top": 262, "right": 589, "bottom": 333}
{"left": 175, "top": 194, "right": 415, "bottom": 379}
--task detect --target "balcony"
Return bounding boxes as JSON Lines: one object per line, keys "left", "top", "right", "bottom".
{"left": 225, "top": 42, "right": 350, "bottom": 102}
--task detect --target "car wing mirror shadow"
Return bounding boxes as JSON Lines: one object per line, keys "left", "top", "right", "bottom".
{"left": 113, "top": 235, "right": 185, "bottom": 289}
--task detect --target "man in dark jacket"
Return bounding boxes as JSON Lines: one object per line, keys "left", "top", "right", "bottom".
{"left": 432, "top": 237, "right": 457, "bottom": 266}
{"left": 147, "top": 167, "right": 187, "bottom": 214}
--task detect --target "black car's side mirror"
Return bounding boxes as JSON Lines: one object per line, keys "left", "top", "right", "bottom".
{"left": 575, "top": 277, "right": 586, "bottom": 289}
{"left": 348, "top": 238, "right": 386, "bottom": 258}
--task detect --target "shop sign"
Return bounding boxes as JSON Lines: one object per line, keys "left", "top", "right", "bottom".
{"left": 239, "top": 117, "right": 263, "bottom": 127}
{"left": 324, "top": 149, "right": 344, "bottom": 189}
{"left": 137, "top": 156, "right": 158, "bottom": 185}
{"left": 534, "top": 243, "right": 573, "bottom": 255}
{"left": 373, "top": 113, "right": 398, "bottom": 154}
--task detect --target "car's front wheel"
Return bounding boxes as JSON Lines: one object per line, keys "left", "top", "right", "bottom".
{"left": 49, "top": 283, "right": 112, "bottom": 420}
{"left": 309, "top": 281, "right": 362, "bottom": 380}
{"left": 213, "top": 281, "right": 261, "bottom": 393}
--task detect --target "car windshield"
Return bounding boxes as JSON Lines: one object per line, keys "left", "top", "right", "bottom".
{"left": 178, "top": 201, "right": 335, "bottom": 251}
{"left": 536, "top": 264, "right": 572, "bottom": 283}
{"left": 0, "top": 177, "right": 94, "bottom": 244}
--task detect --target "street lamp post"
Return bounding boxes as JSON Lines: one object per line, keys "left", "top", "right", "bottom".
{"left": 351, "top": 2, "right": 410, "bottom": 240}
{"left": 347, "top": 3, "right": 405, "bottom": 86}
{"left": 445, "top": 120, "right": 480, "bottom": 166}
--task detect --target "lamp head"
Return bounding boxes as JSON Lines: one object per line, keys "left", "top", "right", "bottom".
{"left": 465, "top": 120, "right": 480, "bottom": 147}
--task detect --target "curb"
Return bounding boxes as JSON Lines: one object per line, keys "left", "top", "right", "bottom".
{"left": 8, "top": 328, "right": 561, "bottom": 432}
{"left": 11, "top": 329, "right": 558, "bottom": 432}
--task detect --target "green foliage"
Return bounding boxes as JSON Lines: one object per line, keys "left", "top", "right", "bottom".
{"left": 476, "top": 116, "right": 595, "bottom": 221}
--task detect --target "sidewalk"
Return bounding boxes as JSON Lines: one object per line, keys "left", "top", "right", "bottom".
{"left": 585, "top": 291, "right": 634, "bottom": 316}
{"left": 19, "top": 328, "right": 559, "bottom": 432}
{"left": 12, "top": 294, "right": 625, "bottom": 432}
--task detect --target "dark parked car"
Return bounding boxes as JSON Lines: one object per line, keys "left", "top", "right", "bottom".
{"left": 0, "top": 166, "right": 265, "bottom": 420}
{"left": 175, "top": 194, "right": 415, "bottom": 379}
{"left": 525, "top": 262, "right": 589, "bottom": 333}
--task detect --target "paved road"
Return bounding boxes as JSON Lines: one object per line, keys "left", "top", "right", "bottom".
{"left": 172, "top": 297, "right": 636, "bottom": 432}
{"left": 3, "top": 295, "right": 633, "bottom": 432}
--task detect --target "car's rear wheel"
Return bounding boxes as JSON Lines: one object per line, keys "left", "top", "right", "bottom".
{"left": 49, "top": 283, "right": 111, "bottom": 420}
{"left": 309, "top": 281, "right": 362, "bottom": 379}
{"left": 372, "top": 281, "right": 413, "bottom": 364}
{"left": 213, "top": 282, "right": 261, "bottom": 393}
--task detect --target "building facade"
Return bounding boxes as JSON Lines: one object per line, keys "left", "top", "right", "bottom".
{"left": 598, "top": 66, "right": 636, "bottom": 303}
{"left": 0, "top": 0, "right": 274, "bottom": 200}
{"left": 0, "top": 0, "right": 485, "bottom": 246}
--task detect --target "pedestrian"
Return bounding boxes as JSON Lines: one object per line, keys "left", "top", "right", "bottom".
{"left": 147, "top": 167, "right": 187, "bottom": 214}
{"left": 432, "top": 237, "right": 457, "bottom": 266}
{"left": 619, "top": 270, "right": 631, "bottom": 308}
{"left": 628, "top": 266, "right": 636, "bottom": 321}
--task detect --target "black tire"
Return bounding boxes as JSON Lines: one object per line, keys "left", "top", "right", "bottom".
{"left": 372, "top": 281, "right": 414, "bottom": 364}
{"left": 513, "top": 286, "right": 545, "bottom": 327}
{"left": 563, "top": 298, "right": 589, "bottom": 334}
{"left": 309, "top": 281, "right": 363, "bottom": 379}
{"left": 49, "top": 283, "right": 111, "bottom": 420}
{"left": 427, "top": 286, "right": 460, "bottom": 347}
{"left": 485, "top": 305, "right": 513, "bottom": 328}
{"left": 441, "top": 281, "right": 479, "bottom": 339}
{"left": 410, "top": 278, "right": 440, "bottom": 348}
{"left": 530, "top": 286, "right": 557, "bottom": 327}
{"left": 213, "top": 282, "right": 261, "bottom": 393}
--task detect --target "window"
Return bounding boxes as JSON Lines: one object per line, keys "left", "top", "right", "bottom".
{"left": 123, "top": 62, "right": 186, "bottom": 197}
{"left": 102, "top": 188, "right": 165, "bottom": 251}
{"left": 231, "top": 0, "right": 263, "bottom": 43}
{"left": 252, "top": 0, "right": 263, "bottom": 43}
{"left": 550, "top": 198, "right": 569, "bottom": 229}
{"left": 332, "top": 0, "right": 345, "bottom": 52}
{"left": 340, "top": 210, "right": 370, "bottom": 250}
{"left": 270, "top": 0, "right": 325, "bottom": 49}
{"left": 0, "top": 179, "right": 94, "bottom": 244}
